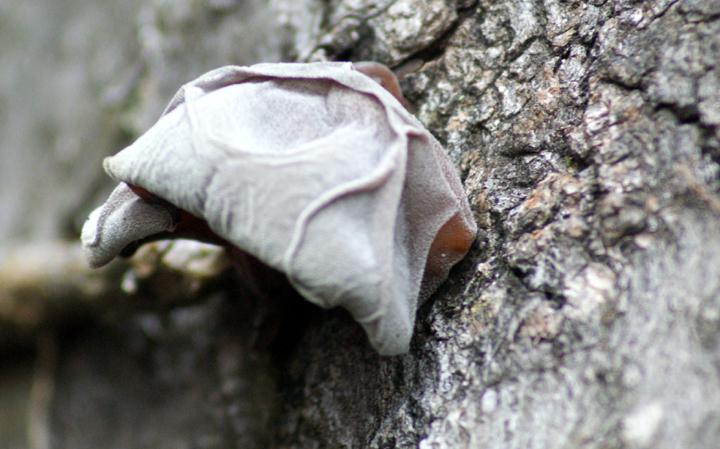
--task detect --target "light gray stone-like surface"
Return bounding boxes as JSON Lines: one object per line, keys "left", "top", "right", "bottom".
{"left": 2, "top": 0, "right": 720, "bottom": 448}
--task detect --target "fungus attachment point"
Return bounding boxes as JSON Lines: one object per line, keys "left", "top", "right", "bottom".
{"left": 352, "top": 61, "right": 415, "bottom": 112}
{"left": 81, "top": 62, "right": 477, "bottom": 355}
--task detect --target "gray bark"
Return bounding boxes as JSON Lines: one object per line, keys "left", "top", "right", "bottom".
{"left": 1, "top": 0, "right": 720, "bottom": 448}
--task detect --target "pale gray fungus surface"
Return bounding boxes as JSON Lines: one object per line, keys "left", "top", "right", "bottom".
{"left": 81, "top": 62, "right": 477, "bottom": 355}
{"left": 82, "top": 183, "right": 176, "bottom": 268}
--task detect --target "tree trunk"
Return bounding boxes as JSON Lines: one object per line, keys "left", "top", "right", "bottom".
{"left": 1, "top": 0, "right": 719, "bottom": 448}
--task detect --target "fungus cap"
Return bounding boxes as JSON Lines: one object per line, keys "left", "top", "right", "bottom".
{"left": 82, "top": 62, "right": 477, "bottom": 355}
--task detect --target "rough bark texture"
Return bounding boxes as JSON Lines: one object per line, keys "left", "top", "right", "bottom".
{"left": 2, "top": 0, "right": 720, "bottom": 448}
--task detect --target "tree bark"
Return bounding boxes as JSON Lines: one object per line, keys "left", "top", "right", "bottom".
{"left": 1, "top": 0, "right": 720, "bottom": 448}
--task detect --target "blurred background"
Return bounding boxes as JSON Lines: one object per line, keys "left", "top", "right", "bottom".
{"left": 0, "top": 0, "right": 320, "bottom": 447}
{"left": 0, "top": 0, "right": 320, "bottom": 244}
